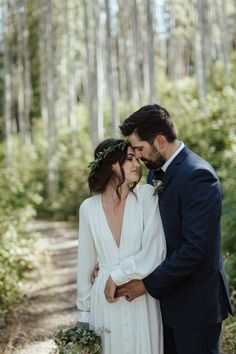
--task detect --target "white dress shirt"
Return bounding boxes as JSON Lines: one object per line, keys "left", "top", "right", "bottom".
{"left": 161, "top": 142, "right": 185, "bottom": 172}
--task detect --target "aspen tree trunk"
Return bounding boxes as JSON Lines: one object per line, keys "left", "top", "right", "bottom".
{"left": 220, "top": 0, "right": 229, "bottom": 85}
{"left": 94, "top": 0, "right": 104, "bottom": 141}
{"left": 2, "top": 0, "right": 12, "bottom": 166}
{"left": 16, "top": 1, "right": 28, "bottom": 143}
{"left": 46, "top": 0, "right": 58, "bottom": 197}
{"left": 195, "top": 0, "right": 207, "bottom": 103}
{"left": 22, "top": 0, "right": 32, "bottom": 136}
{"left": 117, "top": 0, "right": 132, "bottom": 101}
{"left": 142, "top": 15, "right": 150, "bottom": 102}
{"left": 105, "top": 0, "right": 119, "bottom": 137}
{"left": 83, "top": 0, "right": 98, "bottom": 149}
{"left": 40, "top": 0, "right": 58, "bottom": 198}
{"left": 65, "top": 0, "right": 77, "bottom": 130}
{"left": 132, "top": 0, "right": 142, "bottom": 103}
{"left": 39, "top": 2, "right": 48, "bottom": 139}
{"left": 146, "top": 0, "right": 157, "bottom": 103}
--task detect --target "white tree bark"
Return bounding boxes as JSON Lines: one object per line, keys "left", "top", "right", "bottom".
{"left": 16, "top": 0, "right": 29, "bottom": 143}
{"left": 39, "top": 0, "right": 58, "bottom": 198}
{"left": 195, "top": 0, "right": 207, "bottom": 103}
{"left": 22, "top": 0, "right": 32, "bottom": 136}
{"left": 132, "top": 0, "right": 142, "bottom": 103}
{"left": 2, "top": 0, "right": 13, "bottom": 166}
{"left": 220, "top": 0, "right": 229, "bottom": 85}
{"left": 105, "top": 0, "right": 119, "bottom": 137}
{"left": 83, "top": 0, "right": 98, "bottom": 149}
{"left": 64, "top": 0, "right": 77, "bottom": 130}
{"left": 94, "top": 0, "right": 104, "bottom": 141}
{"left": 117, "top": 0, "right": 132, "bottom": 101}
{"left": 146, "top": 0, "right": 157, "bottom": 103}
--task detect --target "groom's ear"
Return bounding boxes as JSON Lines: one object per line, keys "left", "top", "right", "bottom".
{"left": 154, "top": 135, "right": 166, "bottom": 150}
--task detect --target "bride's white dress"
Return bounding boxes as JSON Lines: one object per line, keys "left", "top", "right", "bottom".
{"left": 77, "top": 184, "right": 166, "bottom": 354}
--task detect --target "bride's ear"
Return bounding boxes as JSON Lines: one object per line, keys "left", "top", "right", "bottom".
{"left": 111, "top": 162, "right": 120, "bottom": 175}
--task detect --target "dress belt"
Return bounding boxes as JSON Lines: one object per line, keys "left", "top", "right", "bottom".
{"left": 99, "top": 263, "right": 119, "bottom": 272}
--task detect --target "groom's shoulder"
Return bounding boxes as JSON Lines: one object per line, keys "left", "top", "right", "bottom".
{"left": 184, "top": 148, "right": 216, "bottom": 175}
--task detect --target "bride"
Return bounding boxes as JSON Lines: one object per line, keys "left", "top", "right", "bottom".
{"left": 77, "top": 138, "right": 166, "bottom": 354}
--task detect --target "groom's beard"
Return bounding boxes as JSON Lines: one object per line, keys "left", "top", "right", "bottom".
{"left": 142, "top": 147, "right": 166, "bottom": 170}
{"left": 143, "top": 157, "right": 165, "bottom": 169}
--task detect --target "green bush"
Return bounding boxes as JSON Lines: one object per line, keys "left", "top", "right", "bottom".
{"left": 0, "top": 165, "right": 41, "bottom": 314}
{"left": 33, "top": 123, "right": 91, "bottom": 221}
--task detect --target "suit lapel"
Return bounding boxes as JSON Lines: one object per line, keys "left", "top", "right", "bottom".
{"left": 162, "top": 147, "right": 190, "bottom": 188}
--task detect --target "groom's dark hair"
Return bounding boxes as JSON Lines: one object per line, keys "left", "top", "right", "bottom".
{"left": 120, "top": 104, "right": 177, "bottom": 143}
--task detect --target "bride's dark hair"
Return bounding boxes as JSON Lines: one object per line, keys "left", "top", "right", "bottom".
{"left": 88, "top": 138, "right": 140, "bottom": 202}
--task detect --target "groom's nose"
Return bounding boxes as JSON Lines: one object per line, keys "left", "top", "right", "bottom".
{"left": 134, "top": 150, "right": 142, "bottom": 159}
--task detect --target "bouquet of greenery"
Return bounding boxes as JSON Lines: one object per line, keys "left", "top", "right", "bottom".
{"left": 54, "top": 326, "right": 102, "bottom": 354}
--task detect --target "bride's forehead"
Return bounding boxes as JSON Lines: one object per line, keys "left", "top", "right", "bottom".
{"left": 127, "top": 146, "right": 135, "bottom": 154}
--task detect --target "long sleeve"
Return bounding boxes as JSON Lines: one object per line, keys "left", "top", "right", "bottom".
{"left": 111, "top": 185, "right": 166, "bottom": 286}
{"left": 77, "top": 201, "right": 97, "bottom": 321}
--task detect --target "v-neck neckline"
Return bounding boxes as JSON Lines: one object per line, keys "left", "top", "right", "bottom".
{"left": 100, "top": 193, "right": 129, "bottom": 249}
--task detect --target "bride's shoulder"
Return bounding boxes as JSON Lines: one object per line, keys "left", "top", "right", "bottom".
{"left": 135, "top": 184, "right": 155, "bottom": 198}
{"left": 79, "top": 194, "right": 99, "bottom": 212}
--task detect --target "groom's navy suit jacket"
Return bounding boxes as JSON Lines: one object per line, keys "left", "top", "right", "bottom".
{"left": 144, "top": 146, "right": 232, "bottom": 329}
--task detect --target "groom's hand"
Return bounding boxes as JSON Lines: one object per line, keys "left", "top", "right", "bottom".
{"left": 115, "top": 280, "right": 147, "bottom": 302}
{"left": 90, "top": 262, "right": 99, "bottom": 284}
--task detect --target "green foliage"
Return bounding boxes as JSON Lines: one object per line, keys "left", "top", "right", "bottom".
{"left": 0, "top": 218, "right": 35, "bottom": 313}
{"left": 54, "top": 326, "right": 102, "bottom": 354}
{"left": 0, "top": 161, "right": 42, "bottom": 314}
{"left": 34, "top": 123, "right": 91, "bottom": 221}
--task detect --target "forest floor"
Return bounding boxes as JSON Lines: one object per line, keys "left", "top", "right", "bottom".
{"left": 0, "top": 220, "right": 78, "bottom": 354}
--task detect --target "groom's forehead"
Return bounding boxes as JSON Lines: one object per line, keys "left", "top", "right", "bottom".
{"left": 129, "top": 134, "right": 145, "bottom": 146}
{"left": 132, "top": 145, "right": 143, "bottom": 149}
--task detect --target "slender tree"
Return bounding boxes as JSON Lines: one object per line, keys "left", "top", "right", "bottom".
{"left": 132, "top": 0, "right": 142, "bottom": 103}
{"left": 94, "top": 0, "right": 104, "bottom": 141}
{"left": 105, "top": 0, "right": 119, "bottom": 137}
{"left": 16, "top": 0, "right": 31, "bottom": 143}
{"left": 2, "top": 0, "right": 13, "bottom": 166}
{"left": 195, "top": 0, "right": 208, "bottom": 103}
{"left": 83, "top": 0, "right": 98, "bottom": 149}
{"left": 146, "top": 0, "right": 157, "bottom": 103}
{"left": 39, "top": 0, "right": 58, "bottom": 198}
{"left": 219, "top": 0, "right": 230, "bottom": 85}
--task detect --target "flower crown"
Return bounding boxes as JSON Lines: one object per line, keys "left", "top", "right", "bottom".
{"left": 88, "top": 140, "right": 128, "bottom": 171}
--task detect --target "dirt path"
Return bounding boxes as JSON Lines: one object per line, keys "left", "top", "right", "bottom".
{"left": 0, "top": 220, "right": 79, "bottom": 354}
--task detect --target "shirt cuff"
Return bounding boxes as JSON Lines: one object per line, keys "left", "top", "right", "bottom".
{"left": 110, "top": 268, "right": 126, "bottom": 286}
{"left": 79, "top": 311, "right": 90, "bottom": 323}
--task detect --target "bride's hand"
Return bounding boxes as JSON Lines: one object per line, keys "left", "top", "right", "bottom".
{"left": 104, "top": 276, "right": 119, "bottom": 303}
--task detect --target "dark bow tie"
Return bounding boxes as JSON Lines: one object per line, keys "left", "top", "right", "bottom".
{"left": 154, "top": 168, "right": 165, "bottom": 180}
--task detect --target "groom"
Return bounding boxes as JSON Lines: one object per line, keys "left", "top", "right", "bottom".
{"left": 117, "top": 104, "right": 233, "bottom": 354}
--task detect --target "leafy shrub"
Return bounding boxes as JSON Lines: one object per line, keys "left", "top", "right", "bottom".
{"left": 54, "top": 326, "right": 102, "bottom": 354}
{"left": 0, "top": 165, "right": 41, "bottom": 314}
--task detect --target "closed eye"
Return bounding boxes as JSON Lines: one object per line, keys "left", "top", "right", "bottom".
{"left": 126, "top": 154, "right": 135, "bottom": 161}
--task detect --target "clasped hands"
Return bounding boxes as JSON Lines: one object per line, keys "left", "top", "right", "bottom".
{"left": 91, "top": 263, "right": 147, "bottom": 303}
{"left": 104, "top": 276, "right": 147, "bottom": 303}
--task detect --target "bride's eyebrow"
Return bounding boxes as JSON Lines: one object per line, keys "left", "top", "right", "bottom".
{"left": 127, "top": 153, "right": 135, "bottom": 157}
